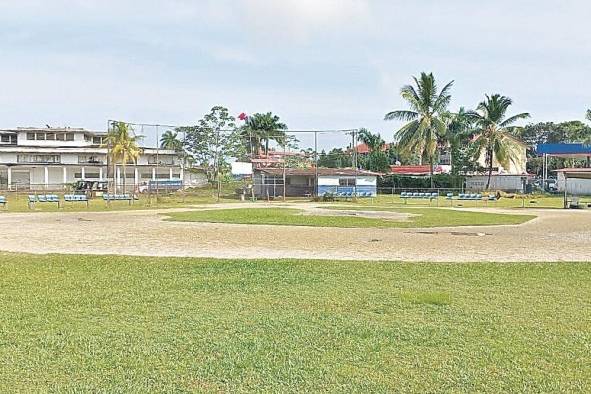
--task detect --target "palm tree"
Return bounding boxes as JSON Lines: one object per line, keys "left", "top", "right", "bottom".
{"left": 441, "top": 108, "right": 474, "bottom": 175}
{"left": 384, "top": 72, "right": 453, "bottom": 188}
{"left": 104, "top": 122, "right": 142, "bottom": 193}
{"left": 357, "top": 128, "right": 385, "bottom": 152}
{"left": 467, "top": 94, "right": 530, "bottom": 190}
{"left": 160, "top": 130, "right": 183, "bottom": 151}
{"left": 242, "top": 112, "right": 288, "bottom": 155}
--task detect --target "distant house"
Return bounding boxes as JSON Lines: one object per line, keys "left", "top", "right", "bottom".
{"left": 354, "top": 143, "right": 390, "bottom": 155}
{"left": 463, "top": 137, "right": 530, "bottom": 192}
{"left": 389, "top": 165, "right": 450, "bottom": 177}
{"left": 253, "top": 167, "right": 380, "bottom": 198}
{"left": 473, "top": 135, "right": 529, "bottom": 175}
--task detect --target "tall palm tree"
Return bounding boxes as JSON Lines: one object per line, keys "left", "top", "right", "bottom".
{"left": 467, "top": 94, "right": 530, "bottom": 190}
{"left": 104, "top": 122, "right": 142, "bottom": 193}
{"left": 242, "top": 112, "right": 288, "bottom": 155}
{"left": 384, "top": 72, "right": 453, "bottom": 188}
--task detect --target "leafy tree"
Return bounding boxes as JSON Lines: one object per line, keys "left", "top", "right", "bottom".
{"left": 467, "top": 94, "right": 530, "bottom": 189}
{"left": 356, "top": 128, "right": 390, "bottom": 172}
{"left": 160, "top": 130, "right": 183, "bottom": 151}
{"left": 317, "top": 148, "right": 352, "bottom": 168}
{"left": 518, "top": 120, "right": 591, "bottom": 174}
{"left": 241, "top": 112, "right": 288, "bottom": 155}
{"left": 180, "top": 106, "right": 245, "bottom": 182}
{"left": 440, "top": 108, "right": 481, "bottom": 176}
{"left": 384, "top": 72, "right": 453, "bottom": 187}
{"left": 104, "top": 122, "right": 142, "bottom": 193}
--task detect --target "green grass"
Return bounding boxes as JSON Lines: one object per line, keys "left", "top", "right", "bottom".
{"left": 165, "top": 207, "right": 535, "bottom": 228}
{"left": 0, "top": 253, "right": 589, "bottom": 392}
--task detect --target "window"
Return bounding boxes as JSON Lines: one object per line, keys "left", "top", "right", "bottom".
{"left": 2, "top": 134, "right": 17, "bottom": 144}
{"left": 84, "top": 134, "right": 91, "bottom": 142}
{"left": 262, "top": 175, "right": 284, "bottom": 185}
{"left": 46, "top": 133, "right": 56, "bottom": 141}
{"left": 339, "top": 177, "right": 356, "bottom": 186}
{"left": 65, "top": 133, "right": 74, "bottom": 141}
{"left": 148, "top": 155, "right": 176, "bottom": 165}
{"left": 17, "top": 154, "right": 61, "bottom": 163}
{"left": 56, "top": 133, "right": 65, "bottom": 141}
{"left": 36, "top": 133, "right": 45, "bottom": 140}
{"left": 93, "top": 136, "right": 104, "bottom": 145}
{"left": 27, "top": 133, "right": 35, "bottom": 140}
{"left": 78, "top": 155, "right": 103, "bottom": 164}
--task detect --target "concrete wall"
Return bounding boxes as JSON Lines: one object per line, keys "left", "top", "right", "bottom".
{"left": 557, "top": 172, "right": 591, "bottom": 195}
{"left": 466, "top": 175, "right": 527, "bottom": 192}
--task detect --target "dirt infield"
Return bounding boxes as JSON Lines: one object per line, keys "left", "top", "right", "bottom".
{"left": 0, "top": 203, "right": 590, "bottom": 262}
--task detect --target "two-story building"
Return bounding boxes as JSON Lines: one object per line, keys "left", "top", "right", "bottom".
{"left": 0, "top": 127, "right": 202, "bottom": 190}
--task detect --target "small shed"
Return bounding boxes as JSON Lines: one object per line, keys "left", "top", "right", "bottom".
{"left": 253, "top": 167, "right": 380, "bottom": 198}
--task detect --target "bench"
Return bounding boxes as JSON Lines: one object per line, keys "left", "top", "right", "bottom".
{"left": 28, "top": 194, "right": 60, "bottom": 209}
{"left": 400, "top": 192, "right": 439, "bottom": 204}
{"left": 64, "top": 194, "right": 89, "bottom": 207}
{"left": 103, "top": 193, "right": 134, "bottom": 205}
{"left": 0, "top": 196, "right": 6, "bottom": 209}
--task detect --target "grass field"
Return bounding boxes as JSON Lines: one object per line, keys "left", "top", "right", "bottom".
{"left": 165, "top": 207, "right": 535, "bottom": 228}
{"left": 0, "top": 253, "right": 589, "bottom": 392}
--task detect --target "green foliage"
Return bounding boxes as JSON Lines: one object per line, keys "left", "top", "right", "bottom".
{"left": 240, "top": 112, "right": 288, "bottom": 155}
{"left": 467, "top": 94, "right": 530, "bottom": 189}
{"left": 104, "top": 122, "right": 143, "bottom": 192}
{"left": 179, "top": 106, "right": 245, "bottom": 182}
{"left": 317, "top": 148, "right": 353, "bottom": 168}
{"left": 379, "top": 173, "right": 465, "bottom": 189}
{"left": 159, "top": 129, "right": 183, "bottom": 151}
{"left": 385, "top": 72, "right": 454, "bottom": 185}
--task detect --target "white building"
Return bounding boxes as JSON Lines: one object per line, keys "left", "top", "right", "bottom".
{"left": 0, "top": 127, "right": 203, "bottom": 190}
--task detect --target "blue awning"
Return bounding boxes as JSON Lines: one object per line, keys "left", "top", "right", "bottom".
{"left": 536, "top": 143, "right": 591, "bottom": 156}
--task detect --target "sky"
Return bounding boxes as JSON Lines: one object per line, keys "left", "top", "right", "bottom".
{"left": 1, "top": 0, "right": 590, "bottom": 149}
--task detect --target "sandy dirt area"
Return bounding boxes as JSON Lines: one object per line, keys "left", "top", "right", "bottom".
{"left": 0, "top": 203, "right": 590, "bottom": 262}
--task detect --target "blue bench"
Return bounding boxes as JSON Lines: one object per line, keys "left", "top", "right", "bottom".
{"left": 400, "top": 192, "right": 439, "bottom": 203}
{"left": 64, "top": 194, "right": 89, "bottom": 207}
{"left": 103, "top": 193, "right": 134, "bottom": 205}
{"left": 446, "top": 193, "right": 492, "bottom": 205}
{"left": 28, "top": 194, "right": 60, "bottom": 209}
{"left": 0, "top": 196, "right": 6, "bottom": 209}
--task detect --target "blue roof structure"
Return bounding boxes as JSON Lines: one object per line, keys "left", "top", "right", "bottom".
{"left": 536, "top": 143, "right": 591, "bottom": 156}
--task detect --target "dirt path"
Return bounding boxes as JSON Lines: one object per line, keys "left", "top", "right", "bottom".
{"left": 0, "top": 204, "right": 590, "bottom": 262}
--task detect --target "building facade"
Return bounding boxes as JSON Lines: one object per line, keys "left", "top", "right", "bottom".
{"left": 253, "top": 167, "right": 379, "bottom": 198}
{"left": 0, "top": 127, "right": 201, "bottom": 190}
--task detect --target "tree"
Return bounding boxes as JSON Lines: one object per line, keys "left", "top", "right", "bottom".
{"left": 104, "top": 122, "right": 142, "bottom": 193}
{"left": 384, "top": 72, "right": 453, "bottom": 188}
{"left": 357, "top": 128, "right": 390, "bottom": 172}
{"left": 241, "top": 112, "right": 288, "bottom": 155}
{"left": 585, "top": 110, "right": 591, "bottom": 146}
{"left": 441, "top": 108, "right": 480, "bottom": 176}
{"left": 180, "top": 106, "right": 245, "bottom": 183}
{"left": 160, "top": 130, "right": 183, "bottom": 151}
{"left": 467, "top": 94, "right": 530, "bottom": 189}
